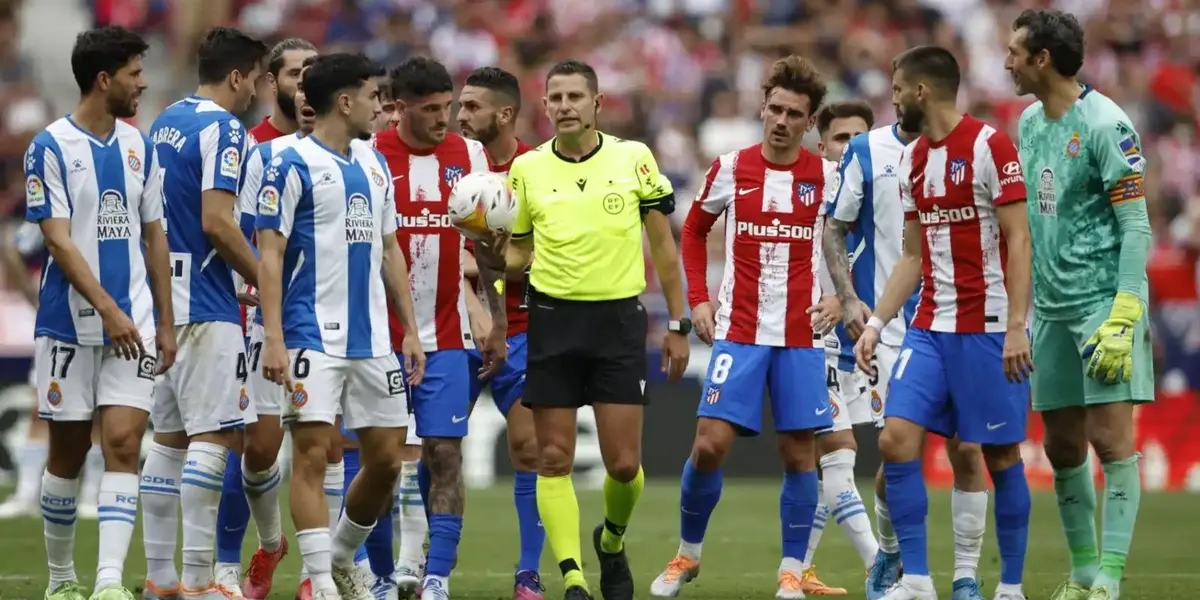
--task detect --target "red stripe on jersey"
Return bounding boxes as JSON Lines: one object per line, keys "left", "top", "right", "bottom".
{"left": 492, "top": 139, "right": 533, "bottom": 337}
{"left": 725, "top": 147, "right": 765, "bottom": 343}
{"left": 781, "top": 152, "right": 825, "bottom": 347}
{"left": 249, "top": 116, "right": 286, "bottom": 143}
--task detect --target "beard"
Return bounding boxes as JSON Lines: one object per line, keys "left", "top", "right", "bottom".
{"left": 469, "top": 118, "right": 500, "bottom": 145}
{"left": 277, "top": 89, "right": 298, "bottom": 120}
{"left": 107, "top": 92, "right": 137, "bottom": 119}
{"left": 898, "top": 103, "right": 925, "bottom": 134}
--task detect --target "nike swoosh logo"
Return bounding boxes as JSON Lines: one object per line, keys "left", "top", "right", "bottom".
{"left": 814, "top": 407, "right": 830, "bottom": 415}
{"left": 393, "top": 175, "right": 404, "bottom": 182}
{"left": 737, "top": 187, "right": 759, "bottom": 196}
{"left": 987, "top": 422, "right": 1006, "bottom": 430}
{"left": 451, "top": 415, "right": 467, "bottom": 423}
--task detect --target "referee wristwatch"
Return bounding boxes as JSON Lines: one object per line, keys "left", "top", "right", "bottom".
{"left": 668, "top": 318, "right": 692, "bottom": 336}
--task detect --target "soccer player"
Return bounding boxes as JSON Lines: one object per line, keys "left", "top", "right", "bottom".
{"left": 854, "top": 46, "right": 1033, "bottom": 600}
{"left": 141, "top": 27, "right": 268, "bottom": 600}
{"left": 505, "top": 59, "right": 689, "bottom": 600}
{"left": 652, "top": 55, "right": 836, "bottom": 600}
{"left": 374, "top": 56, "right": 507, "bottom": 600}
{"left": 255, "top": 52, "right": 423, "bottom": 600}
{"left": 1006, "top": 10, "right": 1154, "bottom": 600}
{"left": 231, "top": 46, "right": 321, "bottom": 600}
{"left": 26, "top": 25, "right": 176, "bottom": 600}
{"left": 822, "top": 101, "right": 997, "bottom": 598}
{"left": 456, "top": 66, "right": 544, "bottom": 600}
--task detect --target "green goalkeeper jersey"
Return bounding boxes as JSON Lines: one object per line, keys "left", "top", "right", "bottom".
{"left": 1018, "top": 87, "right": 1150, "bottom": 321}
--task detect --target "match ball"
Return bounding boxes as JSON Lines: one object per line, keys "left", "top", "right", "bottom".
{"left": 447, "top": 171, "right": 516, "bottom": 240}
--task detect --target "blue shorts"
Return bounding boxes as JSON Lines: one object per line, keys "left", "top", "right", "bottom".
{"left": 410, "top": 349, "right": 471, "bottom": 438}
{"left": 697, "top": 340, "right": 831, "bottom": 435}
{"left": 467, "top": 333, "right": 528, "bottom": 416}
{"left": 884, "top": 328, "right": 1029, "bottom": 445}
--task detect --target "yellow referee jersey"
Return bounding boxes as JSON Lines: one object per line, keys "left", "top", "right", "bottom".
{"left": 508, "top": 132, "right": 675, "bottom": 302}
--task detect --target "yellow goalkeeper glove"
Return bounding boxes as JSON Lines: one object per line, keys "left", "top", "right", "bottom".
{"left": 1081, "top": 291, "right": 1143, "bottom": 384}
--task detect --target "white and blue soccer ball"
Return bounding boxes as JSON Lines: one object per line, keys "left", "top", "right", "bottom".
{"left": 447, "top": 171, "right": 516, "bottom": 240}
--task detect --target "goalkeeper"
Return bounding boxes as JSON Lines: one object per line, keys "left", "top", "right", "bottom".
{"left": 1008, "top": 9, "right": 1153, "bottom": 600}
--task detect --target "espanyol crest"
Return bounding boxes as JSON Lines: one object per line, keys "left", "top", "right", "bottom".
{"left": 797, "top": 182, "right": 817, "bottom": 206}
{"left": 949, "top": 159, "right": 968, "bottom": 185}
{"left": 443, "top": 166, "right": 465, "bottom": 187}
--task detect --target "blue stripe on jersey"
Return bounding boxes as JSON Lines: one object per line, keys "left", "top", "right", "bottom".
{"left": 336, "top": 160, "right": 374, "bottom": 358}
{"left": 27, "top": 131, "right": 76, "bottom": 343}
{"left": 276, "top": 160, "right": 322, "bottom": 354}
{"left": 93, "top": 141, "right": 132, "bottom": 341}
{"left": 836, "top": 134, "right": 875, "bottom": 367}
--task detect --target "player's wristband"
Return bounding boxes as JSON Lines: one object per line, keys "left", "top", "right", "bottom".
{"left": 866, "top": 316, "right": 886, "bottom": 332}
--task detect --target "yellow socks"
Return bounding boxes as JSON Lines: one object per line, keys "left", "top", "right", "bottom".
{"left": 536, "top": 474, "right": 587, "bottom": 590}
{"left": 600, "top": 466, "right": 645, "bottom": 553}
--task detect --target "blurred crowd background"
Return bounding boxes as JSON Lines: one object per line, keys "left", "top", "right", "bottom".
{"left": 0, "top": 0, "right": 1196, "bottom": 397}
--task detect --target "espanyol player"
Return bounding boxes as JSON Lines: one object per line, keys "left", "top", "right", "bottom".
{"left": 855, "top": 46, "right": 1033, "bottom": 600}
{"left": 373, "top": 56, "right": 503, "bottom": 600}
{"left": 140, "top": 27, "right": 268, "bottom": 600}
{"left": 255, "top": 52, "right": 425, "bottom": 600}
{"left": 656, "top": 55, "right": 841, "bottom": 600}
{"left": 27, "top": 26, "right": 177, "bottom": 600}
{"left": 456, "top": 66, "right": 544, "bottom": 600}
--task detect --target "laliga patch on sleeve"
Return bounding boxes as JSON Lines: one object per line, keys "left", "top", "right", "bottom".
{"left": 26, "top": 175, "right": 45, "bottom": 207}
{"left": 258, "top": 185, "right": 280, "bottom": 216}
{"left": 220, "top": 147, "right": 241, "bottom": 179}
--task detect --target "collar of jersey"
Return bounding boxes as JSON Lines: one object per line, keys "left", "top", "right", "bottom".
{"left": 552, "top": 132, "right": 604, "bottom": 163}
{"left": 306, "top": 134, "right": 354, "bottom": 164}
{"left": 65, "top": 115, "right": 116, "bottom": 146}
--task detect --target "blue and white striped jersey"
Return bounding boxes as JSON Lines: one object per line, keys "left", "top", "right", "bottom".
{"left": 255, "top": 136, "right": 398, "bottom": 359}
{"left": 150, "top": 95, "right": 251, "bottom": 326}
{"left": 24, "top": 117, "right": 162, "bottom": 345}
{"left": 824, "top": 125, "right": 920, "bottom": 368}
{"left": 237, "top": 132, "right": 304, "bottom": 326}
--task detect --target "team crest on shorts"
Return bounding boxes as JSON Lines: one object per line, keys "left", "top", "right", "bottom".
{"left": 443, "top": 166, "right": 464, "bottom": 187}
{"left": 1066, "top": 133, "right": 1081, "bottom": 158}
{"left": 46, "top": 381, "right": 62, "bottom": 407}
{"left": 126, "top": 148, "right": 142, "bottom": 172}
{"left": 239, "top": 387, "right": 250, "bottom": 411}
{"left": 705, "top": 387, "right": 720, "bottom": 404}
{"left": 291, "top": 383, "right": 308, "bottom": 407}
{"left": 870, "top": 389, "right": 883, "bottom": 414}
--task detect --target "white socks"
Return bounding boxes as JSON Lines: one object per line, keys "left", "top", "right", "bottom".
{"left": 180, "top": 442, "right": 227, "bottom": 590}
{"left": 396, "top": 460, "right": 427, "bottom": 568}
{"left": 16, "top": 440, "right": 48, "bottom": 501}
{"left": 951, "top": 488, "right": 988, "bottom": 582}
{"left": 802, "top": 490, "right": 827, "bottom": 569}
{"left": 324, "top": 460, "right": 345, "bottom": 527}
{"left": 41, "top": 472, "right": 79, "bottom": 589}
{"left": 331, "top": 516, "right": 374, "bottom": 568}
{"left": 95, "top": 472, "right": 139, "bottom": 590}
{"left": 141, "top": 442, "right": 186, "bottom": 587}
{"left": 821, "top": 449, "right": 879, "bottom": 567}
{"left": 242, "top": 457, "right": 283, "bottom": 552}
{"left": 874, "top": 492, "right": 899, "bottom": 554}
{"left": 298, "top": 528, "right": 335, "bottom": 593}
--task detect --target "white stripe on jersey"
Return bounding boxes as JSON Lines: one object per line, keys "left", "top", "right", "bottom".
{"left": 24, "top": 118, "right": 161, "bottom": 345}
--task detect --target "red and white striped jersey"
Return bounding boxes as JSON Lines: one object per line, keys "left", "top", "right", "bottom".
{"left": 374, "top": 128, "right": 490, "bottom": 352}
{"left": 900, "top": 115, "right": 1026, "bottom": 334}
{"left": 681, "top": 144, "right": 835, "bottom": 347}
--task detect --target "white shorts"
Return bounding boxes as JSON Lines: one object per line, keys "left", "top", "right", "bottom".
{"left": 821, "top": 344, "right": 896, "bottom": 433}
{"left": 152, "top": 321, "right": 256, "bottom": 435}
{"left": 35, "top": 335, "right": 157, "bottom": 421}
{"left": 280, "top": 348, "right": 410, "bottom": 431}
{"left": 245, "top": 324, "right": 283, "bottom": 416}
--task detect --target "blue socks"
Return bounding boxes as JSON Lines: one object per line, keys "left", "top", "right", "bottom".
{"left": 992, "top": 461, "right": 1031, "bottom": 586}
{"left": 883, "top": 460, "right": 929, "bottom": 576}
{"left": 216, "top": 450, "right": 249, "bottom": 565}
{"left": 513, "top": 470, "right": 544, "bottom": 572}
{"left": 679, "top": 459, "right": 723, "bottom": 545}
{"left": 780, "top": 470, "right": 819, "bottom": 560}
{"left": 426, "top": 514, "right": 462, "bottom": 577}
{"left": 365, "top": 515, "right": 395, "bottom": 577}
{"left": 417, "top": 459, "right": 432, "bottom": 515}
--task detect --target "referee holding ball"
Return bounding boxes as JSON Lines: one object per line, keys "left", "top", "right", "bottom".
{"left": 501, "top": 59, "right": 690, "bottom": 600}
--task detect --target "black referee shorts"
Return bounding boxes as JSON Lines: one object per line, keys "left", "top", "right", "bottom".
{"left": 522, "top": 288, "right": 648, "bottom": 409}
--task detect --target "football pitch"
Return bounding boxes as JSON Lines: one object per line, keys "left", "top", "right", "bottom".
{"left": 0, "top": 480, "right": 1194, "bottom": 600}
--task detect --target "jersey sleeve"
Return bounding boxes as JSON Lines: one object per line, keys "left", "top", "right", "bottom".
{"left": 200, "top": 116, "right": 247, "bottom": 195}
{"left": 1090, "top": 118, "right": 1147, "bottom": 205}
{"left": 238, "top": 145, "right": 268, "bottom": 240}
{"left": 980, "top": 129, "right": 1026, "bottom": 205}
{"left": 255, "top": 153, "right": 304, "bottom": 238}
{"left": 380, "top": 161, "right": 398, "bottom": 237}
{"left": 633, "top": 143, "right": 675, "bottom": 215}
{"left": 139, "top": 147, "right": 164, "bottom": 223}
{"left": 509, "top": 157, "right": 532, "bottom": 240}
{"left": 827, "top": 136, "right": 867, "bottom": 223}
{"left": 24, "top": 133, "right": 71, "bottom": 222}
{"left": 681, "top": 156, "right": 733, "bottom": 308}
{"left": 899, "top": 147, "right": 917, "bottom": 219}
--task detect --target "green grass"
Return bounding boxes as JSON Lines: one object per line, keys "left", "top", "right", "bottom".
{"left": 0, "top": 480, "right": 1195, "bottom": 599}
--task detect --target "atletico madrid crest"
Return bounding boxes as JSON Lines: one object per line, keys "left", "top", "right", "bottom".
{"left": 949, "top": 159, "right": 968, "bottom": 185}
{"left": 797, "top": 182, "right": 817, "bottom": 206}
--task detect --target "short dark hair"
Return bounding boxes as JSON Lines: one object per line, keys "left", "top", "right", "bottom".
{"left": 893, "top": 46, "right": 961, "bottom": 98}
{"left": 70, "top": 26, "right": 150, "bottom": 94}
{"left": 301, "top": 53, "right": 385, "bottom": 116}
{"left": 761, "top": 55, "right": 828, "bottom": 111}
{"left": 1012, "top": 9, "right": 1086, "bottom": 77}
{"left": 545, "top": 60, "right": 598, "bottom": 94}
{"left": 197, "top": 27, "right": 269, "bottom": 85}
{"left": 816, "top": 101, "right": 875, "bottom": 135}
{"left": 388, "top": 56, "right": 453, "bottom": 100}
{"left": 267, "top": 38, "right": 317, "bottom": 77}
{"left": 464, "top": 66, "right": 521, "bottom": 112}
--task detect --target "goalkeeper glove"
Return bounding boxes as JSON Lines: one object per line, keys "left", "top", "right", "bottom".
{"left": 1081, "top": 291, "right": 1143, "bottom": 384}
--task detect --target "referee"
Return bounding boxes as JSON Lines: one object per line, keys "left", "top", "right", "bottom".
{"left": 500, "top": 59, "right": 690, "bottom": 600}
